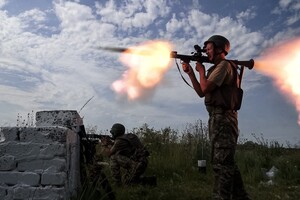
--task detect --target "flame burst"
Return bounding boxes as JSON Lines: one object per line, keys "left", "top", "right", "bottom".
{"left": 255, "top": 38, "right": 300, "bottom": 125}
{"left": 112, "top": 40, "right": 173, "bottom": 100}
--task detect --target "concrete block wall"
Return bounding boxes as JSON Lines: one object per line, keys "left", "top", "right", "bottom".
{"left": 0, "top": 110, "right": 81, "bottom": 200}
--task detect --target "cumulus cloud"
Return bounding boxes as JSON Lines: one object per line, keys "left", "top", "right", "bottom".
{"left": 95, "top": 0, "right": 170, "bottom": 31}
{"left": 55, "top": 1, "right": 95, "bottom": 29}
{"left": 19, "top": 8, "right": 46, "bottom": 23}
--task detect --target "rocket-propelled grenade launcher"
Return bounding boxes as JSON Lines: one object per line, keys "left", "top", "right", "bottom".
{"left": 170, "top": 45, "right": 254, "bottom": 70}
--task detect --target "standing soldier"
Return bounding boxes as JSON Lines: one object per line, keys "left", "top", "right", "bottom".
{"left": 181, "top": 35, "right": 250, "bottom": 200}
{"left": 101, "top": 123, "right": 150, "bottom": 186}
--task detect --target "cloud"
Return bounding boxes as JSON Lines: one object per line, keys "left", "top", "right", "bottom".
{"left": 279, "top": 0, "right": 293, "bottom": 8}
{"left": 236, "top": 7, "right": 257, "bottom": 23}
{"left": 0, "top": 2, "right": 112, "bottom": 115}
{"left": 0, "top": 11, "right": 22, "bottom": 39}
{"left": 54, "top": 1, "right": 95, "bottom": 30}
{"left": 95, "top": 0, "right": 170, "bottom": 31}
{"left": 19, "top": 8, "right": 46, "bottom": 23}
{"left": 165, "top": 13, "right": 185, "bottom": 34}
{"left": 273, "top": 0, "right": 300, "bottom": 25}
{"left": 286, "top": 12, "right": 300, "bottom": 25}
{"left": 0, "top": 0, "right": 7, "bottom": 8}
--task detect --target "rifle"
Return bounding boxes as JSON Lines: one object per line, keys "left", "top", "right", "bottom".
{"left": 80, "top": 133, "right": 116, "bottom": 199}
{"left": 86, "top": 134, "right": 114, "bottom": 146}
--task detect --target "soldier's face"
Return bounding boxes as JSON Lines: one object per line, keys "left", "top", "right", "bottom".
{"left": 205, "top": 43, "right": 214, "bottom": 61}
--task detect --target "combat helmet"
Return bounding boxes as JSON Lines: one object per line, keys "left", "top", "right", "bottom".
{"left": 110, "top": 123, "right": 125, "bottom": 139}
{"left": 204, "top": 35, "right": 230, "bottom": 55}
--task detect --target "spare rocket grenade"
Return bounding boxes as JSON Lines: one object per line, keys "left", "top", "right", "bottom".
{"left": 231, "top": 59, "right": 254, "bottom": 70}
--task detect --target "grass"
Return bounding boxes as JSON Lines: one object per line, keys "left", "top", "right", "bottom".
{"left": 111, "top": 149, "right": 300, "bottom": 200}
{"left": 78, "top": 122, "right": 300, "bottom": 200}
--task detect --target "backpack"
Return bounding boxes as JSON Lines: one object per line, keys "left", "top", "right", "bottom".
{"left": 228, "top": 60, "right": 243, "bottom": 110}
{"left": 205, "top": 60, "right": 243, "bottom": 111}
{"left": 119, "top": 134, "right": 150, "bottom": 160}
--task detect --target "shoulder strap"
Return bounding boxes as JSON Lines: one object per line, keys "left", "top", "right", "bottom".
{"left": 174, "top": 59, "right": 193, "bottom": 89}
{"left": 226, "top": 60, "right": 242, "bottom": 88}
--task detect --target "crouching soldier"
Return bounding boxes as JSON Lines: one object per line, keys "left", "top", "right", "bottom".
{"left": 101, "top": 123, "right": 155, "bottom": 186}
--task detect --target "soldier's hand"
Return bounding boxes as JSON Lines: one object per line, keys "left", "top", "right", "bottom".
{"left": 181, "top": 62, "right": 193, "bottom": 74}
{"left": 100, "top": 138, "right": 109, "bottom": 146}
{"left": 101, "top": 137, "right": 113, "bottom": 146}
{"left": 195, "top": 62, "right": 205, "bottom": 74}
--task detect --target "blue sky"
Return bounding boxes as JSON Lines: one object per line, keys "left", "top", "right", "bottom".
{"left": 0, "top": 0, "right": 299, "bottom": 146}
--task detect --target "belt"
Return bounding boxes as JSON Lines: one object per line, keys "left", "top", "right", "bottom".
{"left": 207, "top": 106, "right": 237, "bottom": 115}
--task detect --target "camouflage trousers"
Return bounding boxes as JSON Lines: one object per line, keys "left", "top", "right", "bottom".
{"left": 110, "top": 154, "right": 148, "bottom": 185}
{"left": 208, "top": 108, "right": 250, "bottom": 200}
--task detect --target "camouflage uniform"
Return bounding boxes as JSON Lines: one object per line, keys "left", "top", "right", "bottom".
{"left": 110, "top": 133, "right": 148, "bottom": 185}
{"left": 206, "top": 61, "right": 250, "bottom": 200}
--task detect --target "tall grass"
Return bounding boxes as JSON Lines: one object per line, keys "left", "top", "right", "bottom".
{"left": 78, "top": 121, "right": 300, "bottom": 200}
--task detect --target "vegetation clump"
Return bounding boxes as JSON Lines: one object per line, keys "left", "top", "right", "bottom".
{"left": 77, "top": 121, "right": 300, "bottom": 200}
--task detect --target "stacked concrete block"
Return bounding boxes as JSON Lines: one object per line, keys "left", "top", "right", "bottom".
{"left": 0, "top": 110, "right": 81, "bottom": 200}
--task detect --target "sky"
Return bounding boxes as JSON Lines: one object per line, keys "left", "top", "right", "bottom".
{"left": 0, "top": 0, "right": 299, "bottom": 146}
